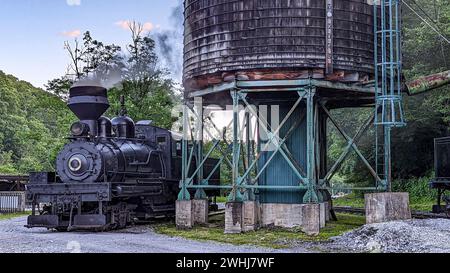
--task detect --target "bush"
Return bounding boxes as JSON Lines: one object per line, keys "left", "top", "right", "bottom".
{"left": 392, "top": 173, "right": 437, "bottom": 203}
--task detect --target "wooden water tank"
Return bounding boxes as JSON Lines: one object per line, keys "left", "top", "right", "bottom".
{"left": 183, "top": 0, "right": 381, "bottom": 92}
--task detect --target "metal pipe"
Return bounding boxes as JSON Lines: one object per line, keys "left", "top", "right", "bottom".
{"left": 406, "top": 70, "right": 450, "bottom": 95}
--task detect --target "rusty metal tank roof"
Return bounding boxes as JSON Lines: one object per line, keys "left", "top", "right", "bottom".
{"left": 183, "top": 0, "right": 381, "bottom": 92}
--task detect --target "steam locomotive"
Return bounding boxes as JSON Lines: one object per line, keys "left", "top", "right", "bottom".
{"left": 26, "top": 85, "right": 219, "bottom": 231}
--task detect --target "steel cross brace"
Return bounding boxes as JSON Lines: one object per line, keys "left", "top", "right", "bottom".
{"left": 189, "top": 105, "right": 234, "bottom": 170}
{"left": 237, "top": 90, "right": 312, "bottom": 202}
{"left": 187, "top": 103, "right": 208, "bottom": 199}
{"left": 178, "top": 104, "right": 234, "bottom": 200}
{"left": 321, "top": 103, "right": 384, "bottom": 187}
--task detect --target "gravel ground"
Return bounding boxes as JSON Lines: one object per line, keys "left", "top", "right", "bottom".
{"left": 0, "top": 216, "right": 292, "bottom": 253}
{"left": 3, "top": 215, "right": 450, "bottom": 253}
{"left": 328, "top": 218, "right": 450, "bottom": 253}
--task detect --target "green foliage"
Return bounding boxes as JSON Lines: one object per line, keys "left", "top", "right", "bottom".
{"left": 0, "top": 152, "right": 18, "bottom": 174}
{"left": 392, "top": 0, "right": 450, "bottom": 178}
{"left": 402, "top": 0, "right": 450, "bottom": 79}
{"left": 0, "top": 71, "right": 74, "bottom": 174}
{"left": 392, "top": 174, "right": 437, "bottom": 203}
{"left": 107, "top": 76, "right": 178, "bottom": 129}
{"left": 329, "top": 0, "right": 450, "bottom": 188}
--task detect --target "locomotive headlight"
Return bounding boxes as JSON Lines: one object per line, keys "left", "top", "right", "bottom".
{"left": 71, "top": 122, "right": 89, "bottom": 137}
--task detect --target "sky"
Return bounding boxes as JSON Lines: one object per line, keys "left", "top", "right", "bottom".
{"left": 0, "top": 0, "right": 182, "bottom": 88}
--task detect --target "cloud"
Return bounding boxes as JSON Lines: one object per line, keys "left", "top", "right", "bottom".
{"left": 61, "top": 29, "right": 81, "bottom": 37}
{"left": 115, "top": 20, "right": 130, "bottom": 30}
{"left": 115, "top": 20, "right": 159, "bottom": 33}
{"left": 66, "top": 0, "right": 81, "bottom": 6}
{"left": 142, "top": 22, "right": 156, "bottom": 32}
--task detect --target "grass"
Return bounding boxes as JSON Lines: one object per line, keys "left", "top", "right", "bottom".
{"left": 154, "top": 213, "right": 365, "bottom": 249}
{"left": 0, "top": 212, "right": 30, "bottom": 221}
{"left": 216, "top": 196, "right": 228, "bottom": 203}
{"left": 333, "top": 193, "right": 435, "bottom": 211}
{"left": 333, "top": 194, "right": 365, "bottom": 208}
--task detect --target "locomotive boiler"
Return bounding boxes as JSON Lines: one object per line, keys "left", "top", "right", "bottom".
{"left": 26, "top": 85, "right": 219, "bottom": 231}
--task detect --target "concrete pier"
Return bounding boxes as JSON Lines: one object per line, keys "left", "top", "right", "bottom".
{"left": 260, "top": 203, "right": 304, "bottom": 228}
{"left": 178, "top": 200, "right": 329, "bottom": 235}
{"left": 192, "top": 199, "right": 209, "bottom": 225}
{"left": 301, "top": 204, "right": 321, "bottom": 236}
{"left": 225, "top": 202, "right": 243, "bottom": 234}
{"left": 259, "top": 203, "right": 325, "bottom": 235}
{"left": 325, "top": 202, "right": 331, "bottom": 222}
{"left": 365, "top": 192, "right": 412, "bottom": 224}
{"left": 176, "top": 200, "right": 194, "bottom": 229}
{"left": 243, "top": 201, "right": 259, "bottom": 232}
{"left": 319, "top": 203, "right": 326, "bottom": 229}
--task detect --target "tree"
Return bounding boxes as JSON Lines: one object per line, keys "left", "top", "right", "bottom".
{"left": 107, "top": 21, "right": 180, "bottom": 129}
{"left": 46, "top": 24, "right": 180, "bottom": 129}
{"left": 46, "top": 31, "right": 122, "bottom": 99}
{"left": 0, "top": 70, "right": 73, "bottom": 174}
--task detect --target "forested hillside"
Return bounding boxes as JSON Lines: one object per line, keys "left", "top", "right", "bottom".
{"left": 0, "top": 71, "right": 74, "bottom": 174}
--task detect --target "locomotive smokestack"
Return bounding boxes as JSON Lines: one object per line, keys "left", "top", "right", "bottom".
{"left": 68, "top": 85, "right": 110, "bottom": 137}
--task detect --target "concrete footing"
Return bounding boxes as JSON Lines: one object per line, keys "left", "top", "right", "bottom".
{"left": 319, "top": 203, "right": 326, "bottom": 229}
{"left": 225, "top": 202, "right": 243, "bottom": 234}
{"left": 260, "top": 203, "right": 304, "bottom": 228}
{"left": 365, "top": 192, "right": 412, "bottom": 224}
{"left": 259, "top": 202, "right": 330, "bottom": 236}
{"left": 243, "top": 201, "right": 259, "bottom": 232}
{"left": 301, "top": 204, "right": 321, "bottom": 236}
{"left": 177, "top": 199, "right": 331, "bottom": 235}
{"left": 193, "top": 199, "right": 209, "bottom": 225}
{"left": 176, "top": 200, "right": 194, "bottom": 229}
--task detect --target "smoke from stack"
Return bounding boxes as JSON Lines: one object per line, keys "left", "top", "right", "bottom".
{"left": 72, "top": 57, "right": 126, "bottom": 90}
{"left": 154, "top": 1, "right": 183, "bottom": 82}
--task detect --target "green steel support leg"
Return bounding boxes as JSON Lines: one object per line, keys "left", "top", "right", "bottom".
{"left": 178, "top": 103, "right": 191, "bottom": 201}
{"left": 244, "top": 111, "right": 255, "bottom": 201}
{"left": 194, "top": 100, "right": 207, "bottom": 199}
{"left": 228, "top": 90, "right": 243, "bottom": 202}
{"left": 314, "top": 103, "right": 324, "bottom": 202}
{"left": 303, "top": 87, "right": 319, "bottom": 203}
{"left": 384, "top": 125, "right": 392, "bottom": 191}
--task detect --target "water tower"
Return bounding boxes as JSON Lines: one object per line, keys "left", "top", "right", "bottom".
{"left": 177, "top": 0, "right": 405, "bottom": 234}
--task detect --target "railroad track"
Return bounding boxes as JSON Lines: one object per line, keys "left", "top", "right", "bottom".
{"left": 334, "top": 206, "right": 449, "bottom": 219}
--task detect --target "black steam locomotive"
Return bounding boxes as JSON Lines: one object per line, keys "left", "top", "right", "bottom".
{"left": 26, "top": 85, "right": 219, "bottom": 231}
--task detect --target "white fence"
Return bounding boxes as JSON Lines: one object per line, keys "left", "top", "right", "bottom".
{"left": 0, "top": 192, "right": 26, "bottom": 214}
